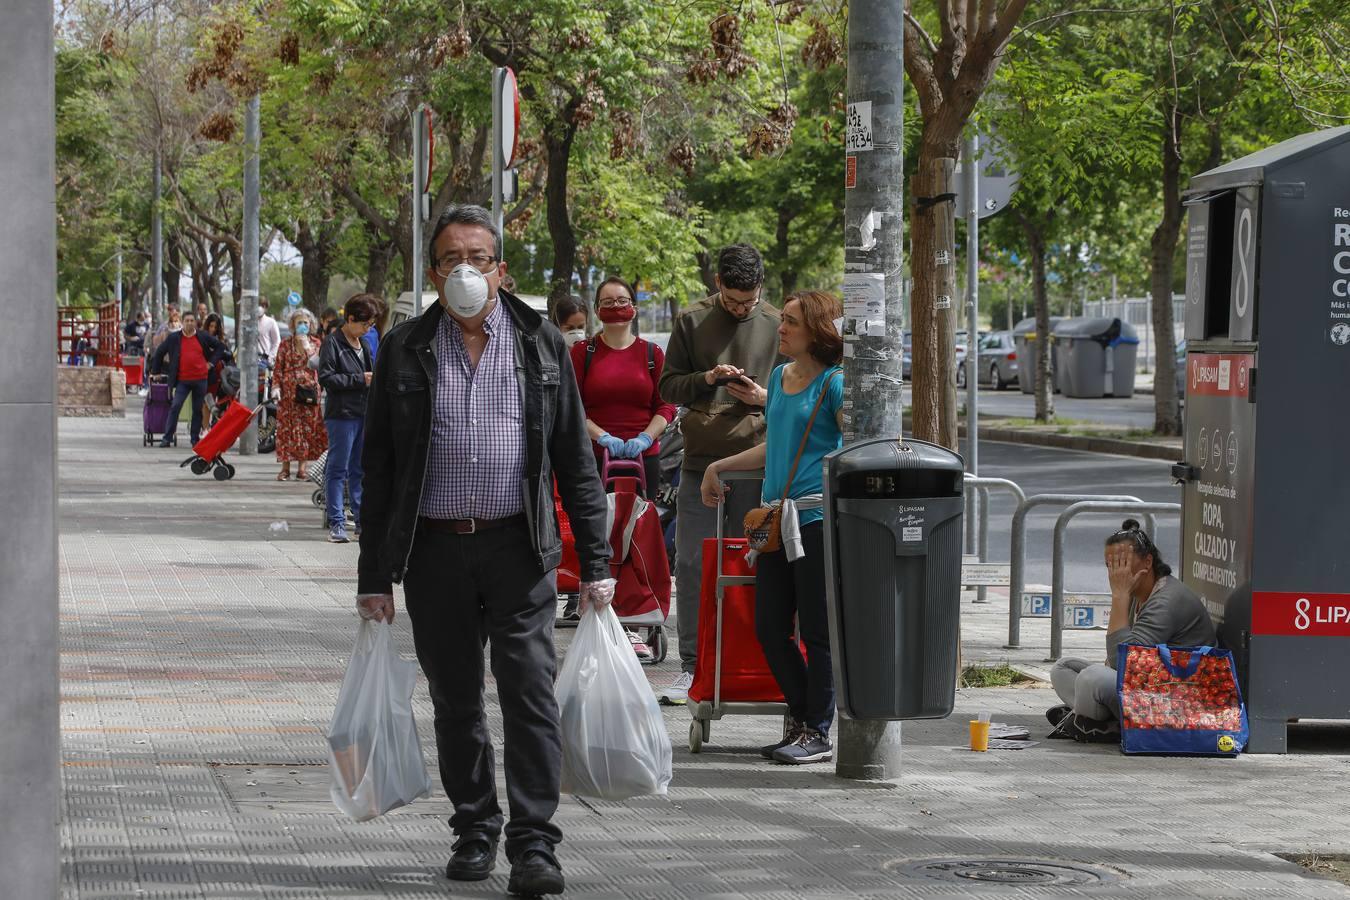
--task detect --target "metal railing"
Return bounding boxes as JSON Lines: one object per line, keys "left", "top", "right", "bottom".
{"left": 1007, "top": 493, "right": 1154, "bottom": 648}
{"left": 1048, "top": 500, "right": 1181, "bottom": 660}
{"left": 964, "top": 475, "right": 1026, "bottom": 604}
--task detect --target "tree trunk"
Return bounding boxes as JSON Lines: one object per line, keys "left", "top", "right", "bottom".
{"left": 295, "top": 219, "right": 339, "bottom": 313}
{"left": 694, "top": 247, "right": 716, "bottom": 295}
{"left": 164, "top": 235, "right": 182, "bottom": 309}
{"left": 544, "top": 121, "right": 578, "bottom": 304}
{"left": 1027, "top": 223, "right": 1055, "bottom": 423}
{"left": 775, "top": 206, "right": 797, "bottom": 298}
{"left": 365, "top": 232, "right": 396, "bottom": 297}
{"left": 1149, "top": 117, "right": 1183, "bottom": 436}
{"left": 910, "top": 156, "right": 959, "bottom": 450}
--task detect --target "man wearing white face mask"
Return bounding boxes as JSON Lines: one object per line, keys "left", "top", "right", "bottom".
{"left": 356, "top": 204, "right": 611, "bottom": 897}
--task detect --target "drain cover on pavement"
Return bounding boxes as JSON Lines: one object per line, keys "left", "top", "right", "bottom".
{"left": 888, "top": 857, "right": 1123, "bottom": 886}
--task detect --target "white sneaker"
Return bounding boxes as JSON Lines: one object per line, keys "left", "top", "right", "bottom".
{"left": 627, "top": 629, "right": 654, "bottom": 663}
{"left": 659, "top": 670, "right": 694, "bottom": 706}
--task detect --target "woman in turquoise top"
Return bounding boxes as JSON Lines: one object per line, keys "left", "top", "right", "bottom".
{"left": 701, "top": 290, "right": 844, "bottom": 765}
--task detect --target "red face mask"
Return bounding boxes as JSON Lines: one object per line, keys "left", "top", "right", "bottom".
{"left": 597, "top": 304, "right": 636, "bottom": 324}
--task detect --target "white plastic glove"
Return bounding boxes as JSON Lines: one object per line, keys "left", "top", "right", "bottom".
{"left": 356, "top": 593, "right": 395, "bottom": 623}
{"left": 578, "top": 578, "right": 617, "bottom": 615}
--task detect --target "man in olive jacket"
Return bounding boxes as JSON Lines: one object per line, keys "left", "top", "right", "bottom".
{"left": 657, "top": 243, "right": 784, "bottom": 704}
{"left": 355, "top": 205, "right": 611, "bottom": 897}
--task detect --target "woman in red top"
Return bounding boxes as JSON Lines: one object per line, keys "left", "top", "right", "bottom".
{"left": 570, "top": 276, "right": 676, "bottom": 500}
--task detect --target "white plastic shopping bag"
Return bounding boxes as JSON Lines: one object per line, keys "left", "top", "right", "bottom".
{"left": 327, "top": 620, "right": 432, "bottom": 820}
{"left": 556, "top": 604, "right": 673, "bottom": 799}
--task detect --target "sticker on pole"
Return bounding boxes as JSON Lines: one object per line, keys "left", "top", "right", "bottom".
{"left": 961, "top": 563, "right": 1009, "bottom": 586}
{"left": 286, "top": 290, "right": 302, "bottom": 308}
{"left": 846, "top": 101, "right": 873, "bottom": 152}
{"left": 845, "top": 156, "right": 857, "bottom": 189}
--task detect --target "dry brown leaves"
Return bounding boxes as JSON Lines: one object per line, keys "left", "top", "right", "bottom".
{"left": 746, "top": 102, "right": 797, "bottom": 157}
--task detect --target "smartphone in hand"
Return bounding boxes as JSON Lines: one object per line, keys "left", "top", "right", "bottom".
{"left": 714, "top": 374, "right": 757, "bottom": 387}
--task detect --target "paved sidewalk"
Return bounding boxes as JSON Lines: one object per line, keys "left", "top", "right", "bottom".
{"left": 59, "top": 407, "right": 1350, "bottom": 898}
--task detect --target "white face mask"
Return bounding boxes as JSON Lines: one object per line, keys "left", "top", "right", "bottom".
{"left": 440, "top": 263, "right": 490, "bottom": 318}
{"left": 563, "top": 328, "right": 586, "bottom": 347}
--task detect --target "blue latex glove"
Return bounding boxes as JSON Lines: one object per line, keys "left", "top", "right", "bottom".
{"left": 621, "top": 433, "right": 654, "bottom": 458}
{"left": 597, "top": 433, "right": 626, "bottom": 456}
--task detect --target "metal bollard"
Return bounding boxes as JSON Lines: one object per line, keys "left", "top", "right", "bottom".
{"left": 1048, "top": 500, "right": 1182, "bottom": 660}
{"left": 962, "top": 476, "right": 1026, "bottom": 607}
{"left": 1006, "top": 493, "right": 1145, "bottom": 648}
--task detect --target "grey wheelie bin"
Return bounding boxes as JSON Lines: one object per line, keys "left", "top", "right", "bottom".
{"left": 1052, "top": 317, "right": 1140, "bottom": 398}
{"left": 1012, "top": 316, "right": 1063, "bottom": 395}
{"left": 822, "top": 438, "right": 965, "bottom": 720}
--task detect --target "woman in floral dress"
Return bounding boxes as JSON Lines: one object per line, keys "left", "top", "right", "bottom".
{"left": 274, "top": 308, "right": 327, "bottom": 480}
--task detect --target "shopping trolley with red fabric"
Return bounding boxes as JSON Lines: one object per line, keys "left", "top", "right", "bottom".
{"left": 686, "top": 469, "right": 791, "bottom": 753}
{"left": 178, "top": 398, "right": 262, "bottom": 480}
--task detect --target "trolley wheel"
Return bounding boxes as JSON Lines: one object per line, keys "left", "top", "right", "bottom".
{"left": 224, "top": 463, "right": 237, "bottom": 479}
{"left": 142, "top": 433, "right": 150, "bottom": 447}
{"left": 689, "top": 719, "right": 704, "bottom": 754}
{"left": 648, "top": 626, "right": 667, "bottom": 664}
{"left": 190, "top": 458, "right": 210, "bottom": 475}
{"left": 311, "top": 488, "right": 324, "bottom": 508}
{"left": 213, "top": 464, "right": 231, "bottom": 481}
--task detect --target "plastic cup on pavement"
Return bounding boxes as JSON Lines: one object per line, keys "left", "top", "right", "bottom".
{"left": 969, "top": 720, "right": 991, "bottom": 752}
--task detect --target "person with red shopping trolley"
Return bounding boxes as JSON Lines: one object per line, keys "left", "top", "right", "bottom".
{"left": 701, "top": 291, "right": 845, "bottom": 765}
{"left": 567, "top": 278, "right": 676, "bottom": 644}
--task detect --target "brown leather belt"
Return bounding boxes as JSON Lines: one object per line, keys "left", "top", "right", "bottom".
{"left": 419, "top": 514, "right": 526, "bottom": 535}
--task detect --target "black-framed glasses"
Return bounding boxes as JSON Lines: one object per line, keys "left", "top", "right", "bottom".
{"left": 721, "top": 291, "right": 761, "bottom": 310}
{"left": 432, "top": 255, "right": 497, "bottom": 277}
{"left": 598, "top": 296, "right": 634, "bottom": 309}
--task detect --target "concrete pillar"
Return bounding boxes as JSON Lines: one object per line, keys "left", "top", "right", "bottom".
{"left": 0, "top": 0, "right": 60, "bottom": 897}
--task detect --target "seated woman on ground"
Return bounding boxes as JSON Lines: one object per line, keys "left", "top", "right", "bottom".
{"left": 1047, "top": 519, "right": 1216, "bottom": 742}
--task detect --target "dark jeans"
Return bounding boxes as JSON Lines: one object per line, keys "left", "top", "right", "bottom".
{"left": 591, "top": 447, "right": 660, "bottom": 499}
{"left": 402, "top": 520, "right": 562, "bottom": 860}
{"left": 324, "top": 417, "right": 363, "bottom": 527}
{"left": 164, "top": 379, "right": 208, "bottom": 445}
{"left": 754, "top": 521, "right": 835, "bottom": 736}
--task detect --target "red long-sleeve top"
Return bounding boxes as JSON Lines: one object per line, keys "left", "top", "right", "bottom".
{"left": 570, "top": 336, "right": 677, "bottom": 457}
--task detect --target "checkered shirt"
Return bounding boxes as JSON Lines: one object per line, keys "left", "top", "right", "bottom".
{"left": 419, "top": 301, "right": 525, "bottom": 520}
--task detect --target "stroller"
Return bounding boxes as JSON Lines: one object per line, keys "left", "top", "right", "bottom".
{"left": 179, "top": 398, "right": 261, "bottom": 480}
{"left": 212, "top": 361, "right": 278, "bottom": 454}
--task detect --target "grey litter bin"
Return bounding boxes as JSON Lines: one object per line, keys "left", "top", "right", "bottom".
{"left": 1052, "top": 317, "right": 1140, "bottom": 398}
{"left": 822, "top": 438, "right": 965, "bottom": 720}
{"left": 1012, "top": 316, "right": 1063, "bottom": 395}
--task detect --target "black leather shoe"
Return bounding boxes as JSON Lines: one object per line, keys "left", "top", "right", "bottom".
{"left": 445, "top": 835, "right": 497, "bottom": 882}
{"left": 507, "top": 849, "right": 565, "bottom": 897}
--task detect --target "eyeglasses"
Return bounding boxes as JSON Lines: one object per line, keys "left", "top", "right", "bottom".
{"left": 598, "top": 296, "right": 634, "bottom": 309}
{"left": 432, "top": 255, "right": 497, "bottom": 277}
{"left": 721, "top": 291, "right": 761, "bottom": 311}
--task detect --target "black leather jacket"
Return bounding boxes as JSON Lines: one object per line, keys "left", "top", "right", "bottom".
{"left": 317, "top": 330, "right": 372, "bottom": 420}
{"left": 356, "top": 291, "right": 610, "bottom": 595}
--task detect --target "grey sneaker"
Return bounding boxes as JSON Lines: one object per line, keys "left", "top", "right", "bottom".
{"left": 760, "top": 717, "right": 804, "bottom": 760}
{"left": 328, "top": 523, "right": 350, "bottom": 543}
{"left": 658, "top": 671, "right": 694, "bottom": 706}
{"left": 772, "top": 727, "right": 833, "bottom": 765}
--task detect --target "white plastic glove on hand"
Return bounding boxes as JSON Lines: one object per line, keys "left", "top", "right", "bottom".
{"left": 356, "top": 593, "right": 396, "bottom": 623}
{"left": 578, "top": 578, "right": 617, "bottom": 615}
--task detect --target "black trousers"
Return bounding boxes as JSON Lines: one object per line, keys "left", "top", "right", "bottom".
{"left": 753, "top": 521, "right": 835, "bottom": 735}
{"left": 402, "top": 520, "right": 562, "bottom": 859}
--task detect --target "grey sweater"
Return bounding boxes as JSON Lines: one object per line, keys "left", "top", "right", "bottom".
{"left": 659, "top": 295, "right": 784, "bottom": 472}
{"left": 1105, "top": 576, "right": 1216, "bottom": 668}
